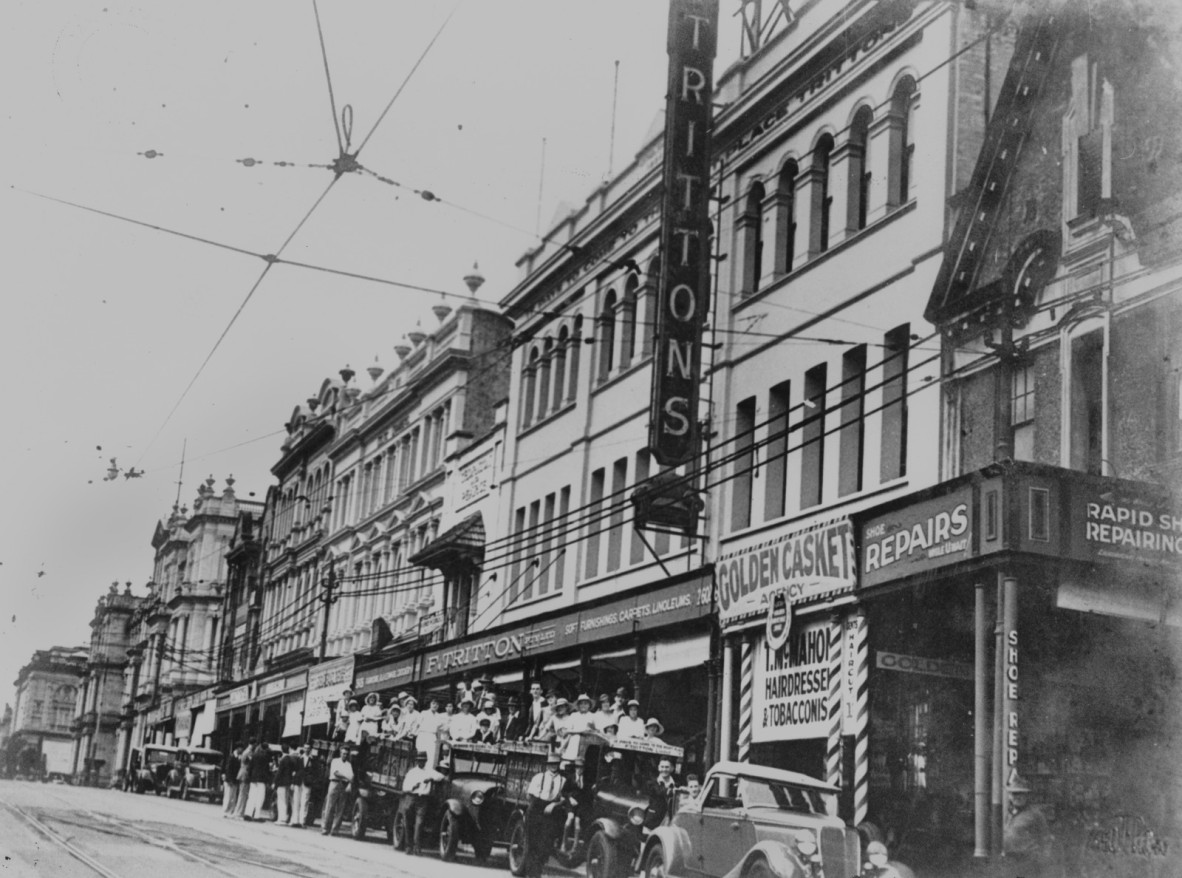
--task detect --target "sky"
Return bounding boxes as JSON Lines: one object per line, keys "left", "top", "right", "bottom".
{"left": 0, "top": 2, "right": 748, "bottom": 702}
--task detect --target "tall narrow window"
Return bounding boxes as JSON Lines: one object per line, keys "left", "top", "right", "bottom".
{"left": 800, "top": 364, "right": 827, "bottom": 509}
{"left": 621, "top": 273, "right": 639, "bottom": 368}
{"left": 1069, "top": 329, "right": 1105, "bottom": 474}
{"left": 631, "top": 450, "right": 651, "bottom": 565}
{"left": 522, "top": 348, "right": 538, "bottom": 426}
{"left": 585, "top": 468, "right": 605, "bottom": 579}
{"left": 607, "top": 457, "right": 627, "bottom": 572}
{"left": 568, "top": 315, "right": 583, "bottom": 400}
{"left": 522, "top": 500, "right": 541, "bottom": 601}
{"left": 838, "top": 345, "right": 867, "bottom": 496}
{"left": 1012, "top": 365, "right": 1036, "bottom": 462}
{"left": 764, "top": 381, "right": 791, "bottom": 520}
{"left": 732, "top": 397, "right": 756, "bottom": 530}
{"left": 773, "top": 162, "right": 797, "bottom": 274}
{"left": 888, "top": 78, "right": 917, "bottom": 209}
{"left": 538, "top": 492, "right": 556, "bottom": 596}
{"left": 554, "top": 486, "right": 570, "bottom": 593}
{"left": 537, "top": 339, "right": 553, "bottom": 421}
{"left": 740, "top": 182, "right": 766, "bottom": 294}
{"left": 880, "top": 324, "right": 910, "bottom": 481}
{"left": 509, "top": 507, "right": 527, "bottom": 603}
{"left": 553, "top": 327, "right": 569, "bottom": 411}
{"left": 848, "top": 107, "right": 872, "bottom": 231}
{"left": 642, "top": 260, "right": 659, "bottom": 358}
{"left": 810, "top": 136, "right": 834, "bottom": 255}
{"left": 598, "top": 291, "right": 617, "bottom": 382}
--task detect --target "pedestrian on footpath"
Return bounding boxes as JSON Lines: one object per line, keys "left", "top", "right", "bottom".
{"left": 288, "top": 745, "right": 308, "bottom": 827}
{"left": 222, "top": 744, "right": 242, "bottom": 818}
{"left": 244, "top": 741, "right": 272, "bottom": 821}
{"left": 234, "top": 743, "right": 251, "bottom": 818}
{"left": 301, "top": 745, "right": 324, "bottom": 828}
{"left": 274, "top": 744, "right": 297, "bottom": 824}
{"left": 320, "top": 744, "right": 354, "bottom": 837}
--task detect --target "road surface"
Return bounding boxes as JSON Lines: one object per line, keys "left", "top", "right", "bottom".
{"left": 0, "top": 779, "right": 569, "bottom": 878}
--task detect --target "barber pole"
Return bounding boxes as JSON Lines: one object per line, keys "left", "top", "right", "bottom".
{"left": 852, "top": 610, "right": 869, "bottom": 824}
{"left": 738, "top": 638, "right": 753, "bottom": 762}
{"left": 825, "top": 618, "right": 843, "bottom": 787}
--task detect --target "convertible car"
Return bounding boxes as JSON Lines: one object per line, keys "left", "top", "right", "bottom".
{"left": 639, "top": 761, "right": 912, "bottom": 878}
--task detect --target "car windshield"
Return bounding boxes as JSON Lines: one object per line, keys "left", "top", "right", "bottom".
{"left": 144, "top": 750, "right": 174, "bottom": 766}
{"left": 738, "top": 777, "right": 830, "bottom": 815}
{"left": 450, "top": 744, "right": 505, "bottom": 776}
{"left": 600, "top": 750, "right": 670, "bottom": 797}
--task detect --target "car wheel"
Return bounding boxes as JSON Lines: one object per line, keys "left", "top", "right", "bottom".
{"left": 744, "top": 857, "right": 774, "bottom": 878}
{"left": 392, "top": 809, "right": 409, "bottom": 851}
{"left": 642, "top": 845, "right": 667, "bottom": 878}
{"left": 439, "top": 810, "right": 460, "bottom": 862}
{"left": 351, "top": 799, "right": 368, "bottom": 840}
{"left": 507, "top": 815, "right": 529, "bottom": 877}
{"left": 586, "top": 830, "right": 621, "bottom": 878}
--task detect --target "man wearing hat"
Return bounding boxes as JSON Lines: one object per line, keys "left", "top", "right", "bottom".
{"left": 524, "top": 753, "right": 565, "bottom": 877}
{"left": 320, "top": 743, "right": 354, "bottom": 836}
{"left": 333, "top": 689, "right": 355, "bottom": 741}
{"left": 525, "top": 682, "right": 550, "bottom": 739}
{"left": 1004, "top": 777, "right": 1053, "bottom": 871}
{"left": 617, "top": 700, "right": 646, "bottom": 739}
{"left": 402, "top": 751, "right": 445, "bottom": 856}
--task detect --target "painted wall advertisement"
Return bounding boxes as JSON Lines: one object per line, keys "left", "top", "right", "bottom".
{"left": 860, "top": 488, "right": 973, "bottom": 589}
{"left": 1071, "top": 483, "right": 1182, "bottom": 569}
{"left": 753, "top": 618, "right": 835, "bottom": 742}
{"left": 716, "top": 518, "right": 856, "bottom": 628}
{"left": 302, "top": 655, "right": 355, "bottom": 727}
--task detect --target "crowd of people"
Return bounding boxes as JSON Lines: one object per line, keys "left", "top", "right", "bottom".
{"left": 332, "top": 680, "right": 670, "bottom": 753}
{"left": 220, "top": 741, "right": 323, "bottom": 826}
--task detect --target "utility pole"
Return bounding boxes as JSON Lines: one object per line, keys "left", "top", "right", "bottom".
{"left": 318, "top": 563, "right": 339, "bottom": 663}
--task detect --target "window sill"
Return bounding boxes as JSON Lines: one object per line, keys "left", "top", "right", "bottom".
{"left": 591, "top": 354, "right": 652, "bottom": 397}
{"left": 518, "top": 399, "right": 577, "bottom": 439}
{"left": 507, "top": 590, "right": 559, "bottom": 612}
{"left": 733, "top": 199, "right": 918, "bottom": 315}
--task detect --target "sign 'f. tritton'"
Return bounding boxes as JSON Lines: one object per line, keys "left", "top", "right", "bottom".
{"left": 649, "top": 0, "right": 719, "bottom": 467}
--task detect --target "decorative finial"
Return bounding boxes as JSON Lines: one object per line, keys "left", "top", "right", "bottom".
{"left": 463, "top": 261, "right": 485, "bottom": 295}
{"left": 367, "top": 356, "right": 384, "bottom": 383}
{"left": 408, "top": 321, "right": 426, "bottom": 345}
{"left": 394, "top": 342, "right": 412, "bottom": 359}
{"left": 307, "top": 396, "right": 320, "bottom": 412}
{"left": 340, "top": 364, "right": 355, "bottom": 384}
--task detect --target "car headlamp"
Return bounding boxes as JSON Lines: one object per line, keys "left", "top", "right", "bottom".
{"left": 628, "top": 807, "right": 646, "bottom": 826}
{"left": 793, "top": 830, "right": 817, "bottom": 857}
{"left": 471, "top": 791, "right": 485, "bottom": 806}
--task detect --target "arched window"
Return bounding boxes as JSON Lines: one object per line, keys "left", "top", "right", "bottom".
{"left": 537, "top": 337, "right": 553, "bottom": 420}
{"left": 888, "top": 77, "right": 917, "bottom": 208}
{"left": 773, "top": 160, "right": 798, "bottom": 273}
{"left": 848, "top": 106, "right": 873, "bottom": 231}
{"left": 553, "top": 326, "right": 569, "bottom": 411}
{"left": 740, "top": 181, "right": 766, "bottom": 293}
{"left": 810, "top": 134, "right": 834, "bottom": 254}
{"left": 568, "top": 315, "right": 583, "bottom": 399}
{"left": 522, "top": 346, "right": 539, "bottom": 426}
{"left": 620, "top": 273, "right": 639, "bottom": 369}
{"left": 598, "top": 290, "right": 617, "bottom": 382}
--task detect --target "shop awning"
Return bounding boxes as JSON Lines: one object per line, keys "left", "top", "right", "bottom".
{"left": 409, "top": 512, "right": 484, "bottom": 569}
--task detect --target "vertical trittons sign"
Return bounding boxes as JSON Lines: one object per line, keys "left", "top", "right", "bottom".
{"left": 649, "top": 0, "right": 718, "bottom": 467}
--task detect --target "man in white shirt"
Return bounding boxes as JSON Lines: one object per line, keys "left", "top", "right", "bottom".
{"left": 524, "top": 753, "right": 564, "bottom": 878}
{"left": 402, "top": 751, "right": 445, "bottom": 856}
{"left": 415, "top": 696, "right": 446, "bottom": 763}
{"left": 525, "top": 682, "right": 549, "bottom": 739}
{"left": 617, "top": 700, "right": 646, "bottom": 739}
{"left": 320, "top": 744, "right": 355, "bottom": 837}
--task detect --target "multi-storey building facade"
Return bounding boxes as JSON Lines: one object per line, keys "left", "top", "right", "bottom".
{"left": 9, "top": 645, "right": 87, "bottom": 780}
{"left": 71, "top": 582, "right": 143, "bottom": 786}
{"left": 853, "top": 5, "right": 1182, "bottom": 870}
{"left": 117, "top": 478, "right": 262, "bottom": 764}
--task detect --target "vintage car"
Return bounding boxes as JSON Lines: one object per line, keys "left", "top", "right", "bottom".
{"left": 435, "top": 740, "right": 519, "bottom": 861}
{"left": 131, "top": 744, "right": 179, "bottom": 795}
{"left": 639, "top": 761, "right": 912, "bottom": 878}
{"left": 351, "top": 736, "right": 418, "bottom": 842}
{"left": 505, "top": 732, "right": 685, "bottom": 878}
{"left": 167, "top": 747, "right": 224, "bottom": 802}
